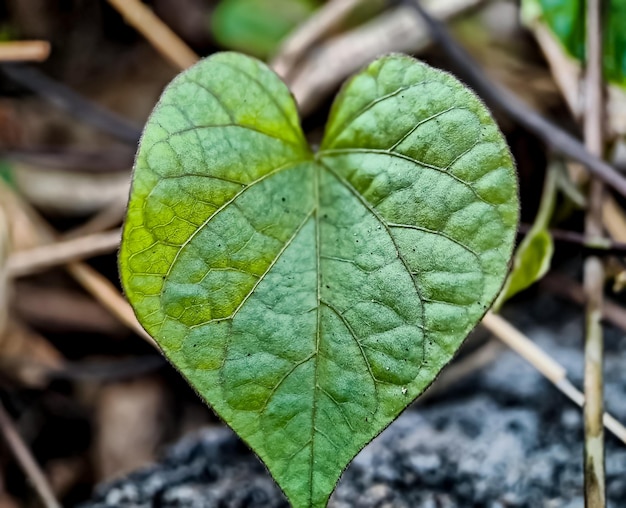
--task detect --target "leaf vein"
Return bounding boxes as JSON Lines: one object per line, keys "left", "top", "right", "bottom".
{"left": 187, "top": 208, "right": 314, "bottom": 328}
{"left": 319, "top": 161, "right": 427, "bottom": 373}
{"left": 323, "top": 82, "right": 434, "bottom": 148}
{"left": 386, "top": 223, "right": 480, "bottom": 260}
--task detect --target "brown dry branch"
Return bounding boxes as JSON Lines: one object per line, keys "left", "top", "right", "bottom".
{"left": 517, "top": 223, "right": 626, "bottom": 255}
{"left": 7, "top": 228, "right": 121, "bottom": 278}
{"left": 106, "top": 0, "right": 199, "bottom": 70}
{"left": 0, "top": 195, "right": 8, "bottom": 340}
{"left": 0, "top": 41, "right": 50, "bottom": 62}
{"left": 287, "top": 0, "right": 485, "bottom": 115}
{"left": 271, "top": 0, "right": 365, "bottom": 80}
{"left": 524, "top": 5, "right": 626, "bottom": 140}
{"left": 0, "top": 319, "right": 64, "bottom": 387}
{"left": 421, "top": 340, "right": 503, "bottom": 402}
{"left": 603, "top": 195, "right": 626, "bottom": 243}
{"left": 0, "top": 183, "right": 64, "bottom": 387}
{"left": 6, "top": 148, "right": 134, "bottom": 174}
{"left": 13, "top": 282, "right": 126, "bottom": 335}
{"left": 11, "top": 164, "right": 131, "bottom": 216}
{"left": 0, "top": 65, "right": 141, "bottom": 144}
{"left": 0, "top": 183, "right": 156, "bottom": 348}
{"left": 63, "top": 198, "right": 127, "bottom": 239}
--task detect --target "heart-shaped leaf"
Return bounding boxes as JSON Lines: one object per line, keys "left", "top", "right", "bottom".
{"left": 119, "top": 52, "right": 518, "bottom": 507}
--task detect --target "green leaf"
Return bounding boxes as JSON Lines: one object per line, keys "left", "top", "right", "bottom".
{"left": 119, "top": 52, "right": 518, "bottom": 507}
{"left": 523, "top": 0, "right": 626, "bottom": 88}
{"left": 494, "top": 165, "right": 557, "bottom": 310}
{"left": 212, "top": 0, "right": 320, "bottom": 58}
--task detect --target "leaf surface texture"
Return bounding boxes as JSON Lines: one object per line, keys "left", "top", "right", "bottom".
{"left": 119, "top": 52, "right": 518, "bottom": 507}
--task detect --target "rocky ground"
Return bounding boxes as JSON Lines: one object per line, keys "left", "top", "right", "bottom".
{"left": 82, "top": 296, "right": 626, "bottom": 507}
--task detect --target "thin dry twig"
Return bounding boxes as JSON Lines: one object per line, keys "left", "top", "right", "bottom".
{"left": 0, "top": 402, "right": 62, "bottom": 508}
{"left": 404, "top": 0, "right": 626, "bottom": 200}
{"left": 66, "top": 262, "right": 157, "bottom": 348}
{"left": 517, "top": 223, "right": 626, "bottom": 255}
{"left": 62, "top": 199, "right": 127, "bottom": 239}
{"left": 582, "top": 0, "right": 606, "bottom": 503}
{"left": 14, "top": 282, "right": 126, "bottom": 334}
{"left": 0, "top": 202, "right": 8, "bottom": 339}
{"left": 0, "top": 41, "right": 51, "bottom": 62}
{"left": 106, "top": 0, "right": 199, "bottom": 70}
{"left": 290, "top": 0, "right": 484, "bottom": 115}
{"left": 7, "top": 229, "right": 121, "bottom": 278}
{"left": 2, "top": 184, "right": 155, "bottom": 348}
{"left": 271, "top": 0, "right": 364, "bottom": 80}
{"left": 481, "top": 312, "right": 626, "bottom": 445}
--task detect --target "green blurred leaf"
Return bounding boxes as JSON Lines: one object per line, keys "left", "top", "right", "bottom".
{"left": 119, "top": 52, "right": 518, "bottom": 507}
{"left": 524, "top": 0, "right": 626, "bottom": 87}
{"left": 494, "top": 166, "right": 558, "bottom": 310}
{"left": 211, "top": 0, "right": 320, "bottom": 58}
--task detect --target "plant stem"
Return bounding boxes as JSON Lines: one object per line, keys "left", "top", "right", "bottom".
{"left": 583, "top": 0, "right": 606, "bottom": 505}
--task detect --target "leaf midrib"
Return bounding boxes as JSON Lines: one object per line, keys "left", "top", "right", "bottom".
{"left": 157, "top": 150, "right": 450, "bottom": 504}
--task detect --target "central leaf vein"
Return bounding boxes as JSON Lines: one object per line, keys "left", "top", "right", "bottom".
{"left": 311, "top": 160, "right": 322, "bottom": 504}
{"left": 317, "top": 160, "right": 427, "bottom": 368}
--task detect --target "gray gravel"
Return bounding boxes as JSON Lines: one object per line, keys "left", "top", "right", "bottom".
{"left": 82, "top": 300, "right": 626, "bottom": 507}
